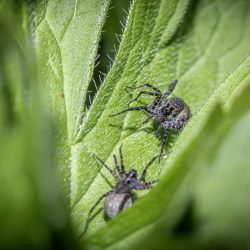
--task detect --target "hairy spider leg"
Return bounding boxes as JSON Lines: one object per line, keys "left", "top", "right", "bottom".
{"left": 159, "top": 129, "right": 169, "bottom": 162}
{"left": 128, "top": 91, "right": 160, "bottom": 106}
{"left": 162, "top": 79, "right": 178, "bottom": 98}
{"left": 140, "top": 155, "right": 159, "bottom": 181}
{"left": 83, "top": 190, "right": 113, "bottom": 234}
{"left": 135, "top": 180, "right": 158, "bottom": 190}
{"left": 113, "top": 154, "right": 123, "bottom": 176}
{"left": 93, "top": 154, "right": 119, "bottom": 180}
{"left": 119, "top": 145, "right": 126, "bottom": 174}
{"left": 127, "top": 83, "right": 161, "bottom": 93}
{"left": 148, "top": 95, "right": 162, "bottom": 110}
{"left": 109, "top": 106, "right": 148, "bottom": 117}
{"left": 128, "top": 83, "right": 164, "bottom": 110}
{"left": 142, "top": 116, "right": 153, "bottom": 124}
{"left": 158, "top": 114, "right": 189, "bottom": 162}
{"left": 99, "top": 169, "right": 115, "bottom": 189}
{"left": 93, "top": 156, "right": 115, "bottom": 188}
{"left": 156, "top": 125, "right": 163, "bottom": 137}
{"left": 145, "top": 180, "right": 158, "bottom": 186}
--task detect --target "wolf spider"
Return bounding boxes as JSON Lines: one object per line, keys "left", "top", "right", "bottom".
{"left": 83, "top": 145, "right": 158, "bottom": 234}
{"left": 110, "top": 80, "right": 191, "bottom": 160}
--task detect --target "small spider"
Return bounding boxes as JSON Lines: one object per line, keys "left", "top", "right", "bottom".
{"left": 83, "top": 145, "right": 158, "bottom": 234}
{"left": 110, "top": 80, "right": 191, "bottom": 160}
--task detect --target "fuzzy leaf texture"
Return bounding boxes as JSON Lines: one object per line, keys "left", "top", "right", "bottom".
{"left": 66, "top": 0, "right": 250, "bottom": 244}
{"left": 32, "top": 0, "right": 110, "bottom": 197}
{"left": 87, "top": 77, "right": 250, "bottom": 250}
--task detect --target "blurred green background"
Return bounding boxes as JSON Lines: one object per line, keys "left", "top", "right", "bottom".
{"left": 0, "top": 2, "right": 77, "bottom": 249}
{"left": 1, "top": 1, "right": 250, "bottom": 250}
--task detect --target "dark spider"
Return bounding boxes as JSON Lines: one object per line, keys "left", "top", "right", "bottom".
{"left": 83, "top": 145, "right": 158, "bottom": 234}
{"left": 110, "top": 80, "right": 191, "bottom": 160}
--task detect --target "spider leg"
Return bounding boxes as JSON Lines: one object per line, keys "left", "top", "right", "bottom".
{"left": 99, "top": 170, "right": 114, "bottom": 189}
{"left": 93, "top": 154, "right": 119, "bottom": 180}
{"left": 149, "top": 95, "right": 162, "bottom": 109}
{"left": 109, "top": 106, "right": 148, "bottom": 117}
{"left": 145, "top": 180, "right": 158, "bottom": 186}
{"left": 142, "top": 116, "right": 153, "bottom": 124}
{"left": 128, "top": 91, "right": 160, "bottom": 106}
{"left": 135, "top": 180, "right": 158, "bottom": 190}
{"left": 156, "top": 125, "right": 163, "bottom": 137}
{"left": 163, "top": 79, "right": 178, "bottom": 98}
{"left": 159, "top": 129, "right": 169, "bottom": 162}
{"left": 113, "top": 154, "right": 123, "bottom": 176}
{"left": 83, "top": 191, "right": 113, "bottom": 234}
{"left": 119, "top": 144, "right": 126, "bottom": 174}
{"left": 140, "top": 155, "right": 159, "bottom": 181}
{"left": 127, "top": 83, "right": 161, "bottom": 94}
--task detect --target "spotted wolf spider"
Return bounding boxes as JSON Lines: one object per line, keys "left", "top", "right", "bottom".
{"left": 83, "top": 145, "right": 158, "bottom": 234}
{"left": 110, "top": 80, "right": 191, "bottom": 160}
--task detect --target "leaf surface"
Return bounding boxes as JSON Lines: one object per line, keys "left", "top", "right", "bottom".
{"left": 85, "top": 57, "right": 250, "bottom": 249}
{"left": 32, "top": 0, "right": 110, "bottom": 195}
{"left": 72, "top": 0, "right": 250, "bottom": 242}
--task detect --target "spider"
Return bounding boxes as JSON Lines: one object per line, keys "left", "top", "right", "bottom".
{"left": 83, "top": 145, "right": 158, "bottom": 234}
{"left": 110, "top": 80, "right": 191, "bottom": 160}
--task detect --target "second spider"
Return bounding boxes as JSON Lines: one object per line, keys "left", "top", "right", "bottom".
{"left": 83, "top": 145, "right": 158, "bottom": 234}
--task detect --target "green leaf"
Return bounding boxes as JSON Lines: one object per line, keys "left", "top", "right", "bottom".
{"left": 2, "top": 0, "right": 250, "bottom": 249}
{"left": 31, "top": 0, "right": 110, "bottom": 195}
{"left": 85, "top": 57, "right": 250, "bottom": 249}
{"left": 71, "top": 0, "right": 250, "bottom": 241}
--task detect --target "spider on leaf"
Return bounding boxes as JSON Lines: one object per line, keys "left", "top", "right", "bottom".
{"left": 110, "top": 80, "right": 191, "bottom": 161}
{"left": 83, "top": 145, "right": 158, "bottom": 234}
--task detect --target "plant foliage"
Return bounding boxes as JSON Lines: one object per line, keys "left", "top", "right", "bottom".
{"left": 1, "top": 0, "right": 250, "bottom": 249}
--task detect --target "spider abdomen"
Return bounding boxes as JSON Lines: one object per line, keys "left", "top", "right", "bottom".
{"left": 104, "top": 192, "right": 133, "bottom": 219}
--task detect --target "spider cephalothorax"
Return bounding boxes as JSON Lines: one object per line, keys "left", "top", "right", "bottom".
{"left": 83, "top": 145, "right": 158, "bottom": 234}
{"left": 110, "top": 80, "right": 191, "bottom": 160}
